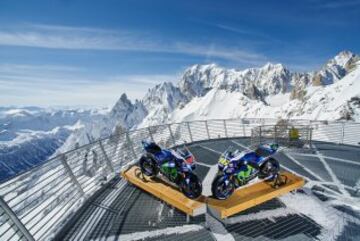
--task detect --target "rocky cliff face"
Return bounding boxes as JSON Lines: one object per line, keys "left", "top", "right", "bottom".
{"left": 312, "top": 51, "right": 357, "bottom": 86}
{"left": 178, "top": 62, "right": 292, "bottom": 101}
{"left": 60, "top": 51, "right": 360, "bottom": 150}
{"left": 110, "top": 93, "right": 147, "bottom": 129}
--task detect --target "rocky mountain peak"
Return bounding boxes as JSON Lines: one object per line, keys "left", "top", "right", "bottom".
{"left": 143, "top": 81, "right": 186, "bottom": 111}
{"left": 112, "top": 93, "right": 132, "bottom": 113}
{"left": 328, "top": 50, "right": 355, "bottom": 67}
{"left": 312, "top": 51, "right": 359, "bottom": 86}
{"left": 110, "top": 93, "right": 147, "bottom": 129}
{"left": 260, "top": 62, "right": 285, "bottom": 72}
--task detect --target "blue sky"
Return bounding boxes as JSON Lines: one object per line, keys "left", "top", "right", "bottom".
{"left": 0, "top": 0, "right": 359, "bottom": 107}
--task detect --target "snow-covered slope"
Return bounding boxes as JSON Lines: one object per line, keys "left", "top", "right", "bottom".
{"left": 67, "top": 51, "right": 360, "bottom": 139}
{"left": 170, "top": 62, "right": 360, "bottom": 122}
{"left": 0, "top": 107, "right": 107, "bottom": 181}
{"left": 139, "top": 51, "right": 359, "bottom": 125}
{"left": 293, "top": 65, "right": 360, "bottom": 120}
{"left": 1, "top": 51, "right": 360, "bottom": 181}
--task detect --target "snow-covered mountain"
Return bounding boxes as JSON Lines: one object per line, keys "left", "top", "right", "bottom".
{"left": 0, "top": 107, "right": 108, "bottom": 181}
{"left": 169, "top": 51, "right": 360, "bottom": 122}
{"left": 1, "top": 50, "right": 359, "bottom": 181}
{"left": 61, "top": 51, "right": 360, "bottom": 149}
{"left": 142, "top": 51, "right": 359, "bottom": 124}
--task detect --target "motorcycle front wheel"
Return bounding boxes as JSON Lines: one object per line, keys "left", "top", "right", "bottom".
{"left": 139, "top": 154, "right": 158, "bottom": 177}
{"left": 211, "top": 175, "right": 235, "bottom": 200}
{"left": 180, "top": 173, "right": 202, "bottom": 199}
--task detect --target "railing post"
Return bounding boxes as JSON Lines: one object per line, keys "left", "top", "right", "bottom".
{"left": 341, "top": 122, "right": 345, "bottom": 144}
{"left": 0, "top": 196, "right": 35, "bottom": 241}
{"left": 60, "top": 155, "right": 85, "bottom": 196}
{"left": 186, "top": 122, "right": 193, "bottom": 142}
{"left": 98, "top": 140, "right": 115, "bottom": 173}
{"left": 126, "top": 132, "right": 137, "bottom": 159}
{"left": 259, "top": 126, "right": 262, "bottom": 144}
{"left": 168, "top": 124, "right": 176, "bottom": 146}
{"left": 242, "top": 122, "right": 246, "bottom": 137}
{"left": 147, "top": 127, "right": 155, "bottom": 142}
{"left": 205, "top": 120, "right": 210, "bottom": 140}
{"left": 274, "top": 125, "right": 277, "bottom": 143}
{"left": 223, "top": 119, "right": 228, "bottom": 138}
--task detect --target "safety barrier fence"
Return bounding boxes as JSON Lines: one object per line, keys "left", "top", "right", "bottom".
{"left": 0, "top": 118, "right": 359, "bottom": 240}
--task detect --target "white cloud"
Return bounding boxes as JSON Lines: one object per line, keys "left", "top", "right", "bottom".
{"left": 320, "top": 0, "right": 360, "bottom": 8}
{"left": 0, "top": 23, "right": 267, "bottom": 65}
{"left": 0, "top": 63, "right": 177, "bottom": 107}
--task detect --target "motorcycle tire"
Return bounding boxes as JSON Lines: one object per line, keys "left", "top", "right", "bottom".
{"left": 211, "top": 175, "right": 235, "bottom": 200}
{"left": 259, "top": 158, "right": 280, "bottom": 179}
{"left": 180, "top": 173, "right": 202, "bottom": 199}
{"left": 139, "top": 154, "right": 159, "bottom": 177}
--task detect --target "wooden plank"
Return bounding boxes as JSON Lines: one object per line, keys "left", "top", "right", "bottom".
{"left": 122, "top": 166, "right": 304, "bottom": 219}
{"left": 207, "top": 171, "right": 305, "bottom": 219}
{"left": 121, "top": 166, "right": 206, "bottom": 216}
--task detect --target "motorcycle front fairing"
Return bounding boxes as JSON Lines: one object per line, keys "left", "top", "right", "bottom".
{"left": 154, "top": 150, "right": 174, "bottom": 164}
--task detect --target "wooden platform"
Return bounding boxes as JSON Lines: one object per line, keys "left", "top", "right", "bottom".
{"left": 207, "top": 171, "right": 305, "bottom": 219}
{"left": 121, "top": 166, "right": 207, "bottom": 216}
{"left": 121, "top": 167, "right": 304, "bottom": 219}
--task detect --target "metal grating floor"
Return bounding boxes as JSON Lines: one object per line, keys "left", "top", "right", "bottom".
{"left": 56, "top": 138, "right": 360, "bottom": 241}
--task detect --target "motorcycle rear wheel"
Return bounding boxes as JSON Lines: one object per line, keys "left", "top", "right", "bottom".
{"left": 259, "top": 158, "right": 280, "bottom": 179}
{"left": 211, "top": 175, "right": 235, "bottom": 200}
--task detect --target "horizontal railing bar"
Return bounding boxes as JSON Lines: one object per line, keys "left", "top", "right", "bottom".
{"left": 18, "top": 179, "right": 74, "bottom": 222}
{"left": 26, "top": 185, "right": 80, "bottom": 231}
{"left": 0, "top": 160, "right": 64, "bottom": 195}
{"left": 4, "top": 167, "right": 67, "bottom": 205}
{"left": 0, "top": 166, "right": 66, "bottom": 199}
{"left": 0, "top": 196, "right": 35, "bottom": 241}
{"left": 10, "top": 177, "right": 71, "bottom": 215}
{"left": 5, "top": 228, "right": 22, "bottom": 241}
{"left": 30, "top": 191, "right": 81, "bottom": 238}
{"left": 0, "top": 220, "right": 16, "bottom": 240}
{"left": 0, "top": 159, "right": 63, "bottom": 188}
{"left": 35, "top": 191, "right": 83, "bottom": 241}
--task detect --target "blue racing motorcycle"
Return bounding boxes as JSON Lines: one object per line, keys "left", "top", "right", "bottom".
{"left": 139, "top": 140, "right": 202, "bottom": 199}
{"left": 211, "top": 143, "right": 280, "bottom": 200}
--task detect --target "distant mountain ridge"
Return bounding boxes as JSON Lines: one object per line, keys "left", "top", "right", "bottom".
{"left": 1, "top": 50, "right": 360, "bottom": 181}
{"left": 104, "top": 51, "right": 359, "bottom": 127}
{"left": 0, "top": 107, "right": 108, "bottom": 181}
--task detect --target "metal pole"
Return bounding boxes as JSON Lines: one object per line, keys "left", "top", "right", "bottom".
{"left": 60, "top": 155, "right": 85, "bottom": 196}
{"left": 126, "top": 132, "right": 137, "bottom": 159}
{"left": 223, "top": 119, "right": 228, "bottom": 138}
{"left": 274, "top": 125, "right": 277, "bottom": 143}
{"left": 205, "top": 120, "right": 210, "bottom": 140}
{"left": 341, "top": 123, "right": 345, "bottom": 144}
{"left": 0, "top": 197, "right": 35, "bottom": 241}
{"left": 147, "top": 127, "right": 155, "bottom": 142}
{"left": 168, "top": 124, "right": 176, "bottom": 146}
{"left": 259, "top": 126, "right": 262, "bottom": 145}
{"left": 98, "top": 140, "right": 115, "bottom": 173}
{"left": 186, "top": 122, "right": 193, "bottom": 142}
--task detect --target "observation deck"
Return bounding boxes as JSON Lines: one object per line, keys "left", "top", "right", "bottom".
{"left": 0, "top": 119, "right": 359, "bottom": 241}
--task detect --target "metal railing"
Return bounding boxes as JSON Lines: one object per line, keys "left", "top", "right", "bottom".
{"left": 0, "top": 118, "right": 359, "bottom": 240}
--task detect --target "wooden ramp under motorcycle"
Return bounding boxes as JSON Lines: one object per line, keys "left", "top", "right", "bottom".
{"left": 207, "top": 171, "right": 305, "bottom": 219}
{"left": 120, "top": 166, "right": 207, "bottom": 216}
